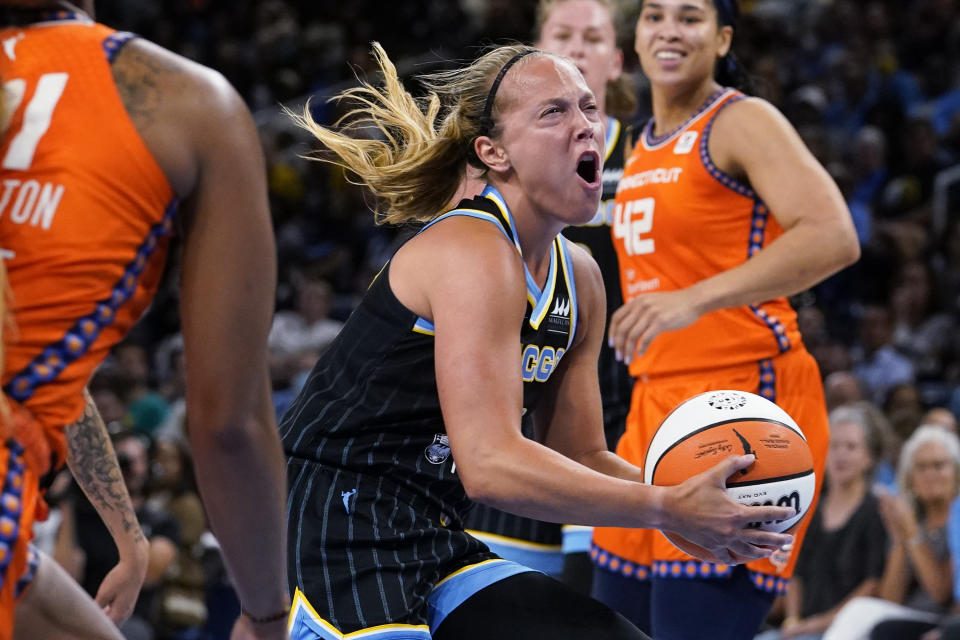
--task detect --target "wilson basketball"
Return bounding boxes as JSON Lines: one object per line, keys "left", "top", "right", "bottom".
{"left": 645, "top": 390, "right": 815, "bottom": 551}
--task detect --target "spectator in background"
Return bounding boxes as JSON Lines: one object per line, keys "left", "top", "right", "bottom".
{"left": 89, "top": 367, "right": 134, "bottom": 432}
{"left": 853, "top": 305, "right": 915, "bottom": 405}
{"left": 757, "top": 404, "right": 888, "bottom": 640}
{"left": 268, "top": 274, "right": 344, "bottom": 418}
{"left": 890, "top": 262, "right": 954, "bottom": 383}
{"left": 268, "top": 275, "right": 342, "bottom": 364}
{"left": 923, "top": 408, "right": 959, "bottom": 435}
{"left": 113, "top": 342, "right": 172, "bottom": 436}
{"left": 848, "top": 126, "right": 889, "bottom": 218}
{"left": 147, "top": 438, "right": 210, "bottom": 638}
{"left": 824, "top": 371, "right": 865, "bottom": 411}
{"left": 823, "top": 426, "right": 960, "bottom": 640}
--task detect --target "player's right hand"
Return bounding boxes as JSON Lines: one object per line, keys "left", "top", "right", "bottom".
{"left": 659, "top": 454, "right": 796, "bottom": 564}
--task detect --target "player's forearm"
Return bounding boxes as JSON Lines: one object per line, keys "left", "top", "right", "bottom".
{"left": 187, "top": 392, "right": 289, "bottom": 618}
{"left": 461, "top": 436, "right": 667, "bottom": 529}
{"left": 576, "top": 449, "right": 646, "bottom": 484}
{"left": 65, "top": 390, "right": 148, "bottom": 560}
{"left": 687, "top": 217, "right": 859, "bottom": 316}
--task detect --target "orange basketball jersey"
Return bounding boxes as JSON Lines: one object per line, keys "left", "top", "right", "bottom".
{"left": 613, "top": 88, "right": 802, "bottom": 378}
{"left": 0, "top": 16, "right": 175, "bottom": 474}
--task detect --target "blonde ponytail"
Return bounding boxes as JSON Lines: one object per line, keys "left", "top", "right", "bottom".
{"left": 290, "top": 42, "right": 541, "bottom": 225}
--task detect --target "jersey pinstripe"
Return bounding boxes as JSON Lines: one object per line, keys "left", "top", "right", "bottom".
{"left": 281, "top": 186, "right": 579, "bottom": 631}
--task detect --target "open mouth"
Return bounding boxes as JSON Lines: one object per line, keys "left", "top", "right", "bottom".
{"left": 576, "top": 151, "right": 600, "bottom": 186}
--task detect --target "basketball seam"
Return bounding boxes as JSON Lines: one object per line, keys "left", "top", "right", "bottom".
{"left": 725, "top": 469, "right": 814, "bottom": 488}
{"left": 649, "top": 417, "right": 801, "bottom": 483}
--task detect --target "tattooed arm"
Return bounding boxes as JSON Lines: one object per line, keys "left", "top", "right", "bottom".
{"left": 65, "top": 389, "right": 149, "bottom": 624}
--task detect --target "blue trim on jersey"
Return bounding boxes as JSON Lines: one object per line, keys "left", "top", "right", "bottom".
{"left": 746, "top": 199, "right": 770, "bottom": 259}
{"left": 757, "top": 358, "right": 776, "bottom": 402}
{"left": 699, "top": 93, "right": 755, "bottom": 198}
{"left": 743, "top": 198, "right": 791, "bottom": 353}
{"left": 36, "top": 10, "right": 92, "bottom": 23}
{"left": 556, "top": 238, "right": 578, "bottom": 349}
{"left": 480, "top": 185, "right": 563, "bottom": 316}
{"left": 527, "top": 243, "right": 559, "bottom": 330}
{"left": 14, "top": 544, "right": 39, "bottom": 599}
{"left": 749, "top": 303, "right": 791, "bottom": 354}
{"left": 0, "top": 440, "right": 26, "bottom": 587}
{"left": 480, "top": 186, "right": 522, "bottom": 253}
{"left": 427, "top": 559, "right": 536, "bottom": 631}
{"left": 604, "top": 116, "right": 620, "bottom": 163}
{"left": 288, "top": 589, "right": 432, "bottom": 640}
{"left": 643, "top": 89, "right": 730, "bottom": 149}
{"left": 562, "top": 525, "right": 593, "bottom": 555}
{"left": 102, "top": 31, "right": 135, "bottom": 63}
{"left": 412, "top": 317, "right": 435, "bottom": 336}
{"left": 653, "top": 559, "right": 733, "bottom": 580}
{"left": 465, "top": 532, "right": 563, "bottom": 576}
{"left": 419, "top": 209, "right": 513, "bottom": 245}
{"left": 590, "top": 542, "right": 652, "bottom": 581}
{"left": 480, "top": 185, "right": 540, "bottom": 304}
{"left": 3, "top": 198, "right": 178, "bottom": 403}
{"left": 748, "top": 570, "right": 788, "bottom": 594}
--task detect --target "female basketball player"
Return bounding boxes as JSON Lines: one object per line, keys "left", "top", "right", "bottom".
{"left": 463, "top": 0, "right": 636, "bottom": 588}
{"left": 282, "top": 42, "right": 796, "bottom": 639}
{"left": 591, "top": 0, "right": 860, "bottom": 638}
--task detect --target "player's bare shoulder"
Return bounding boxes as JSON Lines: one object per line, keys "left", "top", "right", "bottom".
{"left": 110, "top": 38, "right": 249, "bottom": 196}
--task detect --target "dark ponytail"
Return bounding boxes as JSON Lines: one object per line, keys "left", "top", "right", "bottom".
{"left": 715, "top": 50, "right": 754, "bottom": 95}
{"left": 712, "top": 0, "right": 754, "bottom": 95}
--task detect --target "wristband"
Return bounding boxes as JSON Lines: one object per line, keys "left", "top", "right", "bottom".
{"left": 242, "top": 606, "right": 290, "bottom": 624}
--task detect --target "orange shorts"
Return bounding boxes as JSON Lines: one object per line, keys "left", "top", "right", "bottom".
{"left": 591, "top": 349, "right": 828, "bottom": 590}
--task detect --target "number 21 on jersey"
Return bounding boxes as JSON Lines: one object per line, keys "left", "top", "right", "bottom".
{"left": 613, "top": 197, "right": 655, "bottom": 256}
{"left": 2, "top": 72, "right": 68, "bottom": 170}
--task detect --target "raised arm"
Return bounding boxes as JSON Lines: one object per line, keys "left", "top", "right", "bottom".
{"left": 64, "top": 389, "right": 148, "bottom": 624}
{"left": 391, "top": 219, "right": 794, "bottom": 563}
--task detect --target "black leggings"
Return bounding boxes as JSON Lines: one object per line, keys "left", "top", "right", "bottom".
{"left": 433, "top": 571, "right": 650, "bottom": 640}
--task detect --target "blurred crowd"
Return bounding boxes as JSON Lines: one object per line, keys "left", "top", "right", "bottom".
{"left": 47, "top": 0, "right": 960, "bottom": 638}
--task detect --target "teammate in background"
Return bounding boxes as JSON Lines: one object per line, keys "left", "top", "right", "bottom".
{"left": 463, "top": 0, "right": 637, "bottom": 592}
{"left": 591, "top": 0, "right": 860, "bottom": 638}
{"left": 0, "top": 3, "right": 288, "bottom": 639}
{"left": 282, "top": 41, "right": 796, "bottom": 639}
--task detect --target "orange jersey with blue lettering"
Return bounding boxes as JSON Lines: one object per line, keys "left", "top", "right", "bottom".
{"left": 0, "top": 17, "right": 175, "bottom": 470}
{"left": 613, "top": 89, "right": 803, "bottom": 378}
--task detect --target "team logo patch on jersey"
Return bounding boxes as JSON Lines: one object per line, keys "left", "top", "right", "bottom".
{"left": 548, "top": 297, "right": 571, "bottom": 324}
{"left": 424, "top": 434, "right": 451, "bottom": 464}
{"left": 673, "top": 131, "right": 698, "bottom": 154}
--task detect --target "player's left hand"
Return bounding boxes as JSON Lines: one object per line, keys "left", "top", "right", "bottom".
{"left": 94, "top": 539, "right": 149, "bottom": 624}
{"left": 609, "top": 288, "right": 703, "bottom": 364}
